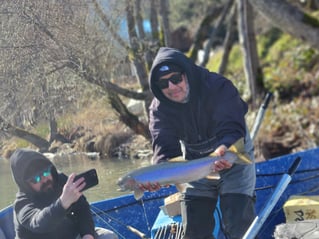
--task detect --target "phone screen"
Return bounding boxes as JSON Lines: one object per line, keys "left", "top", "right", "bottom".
{"left": 74, "top": 169, "right": 99, "bottom": 192}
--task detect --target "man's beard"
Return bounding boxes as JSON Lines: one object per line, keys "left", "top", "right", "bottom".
{"left": 38, "top": 180, "right": 57, "bottom": 199}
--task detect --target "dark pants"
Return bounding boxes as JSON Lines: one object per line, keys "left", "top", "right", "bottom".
{"left": 181, "top": 193, "right": 255, "bottom": 239}
{"left": 181, "top": 196, "right": 217, "bottom": 239}
{"left": 220, "top": 193, "right": 256, "bottom": 239}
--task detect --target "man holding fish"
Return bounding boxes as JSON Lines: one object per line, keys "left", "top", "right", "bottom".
{"left": 144, "top": 47, "right": 256, "bottom": 239}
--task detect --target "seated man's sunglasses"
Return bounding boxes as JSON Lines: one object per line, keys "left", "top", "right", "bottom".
{"left": 156, "top": 72, "right": 183, "bottom": 89}
{"left": 27, "top": 166, "right": 52, "bottom": 184}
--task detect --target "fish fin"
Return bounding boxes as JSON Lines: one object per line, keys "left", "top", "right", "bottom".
{"left": 133, "top": 189, "right": 144, "bottom": 200}
{"left": 235, "top": 152, "right": 252, "bottom": 164}
{"left": 228, "top": 138, "right": 252, "bottom": 164}
{"left": 168, "top": 156, "right": 185, "bottom": 162}
{"left": 205, "top": 172, "right": 221, "bottom": 180}
{"left": 175, "top": 183, "right": 187, "bottom": 193}
{"left": 209, "top": 152, "right": 217, "bottom": 157}
{"left": 228, "top": 137, "right": 245, "bottom": 153}
{"left": 209, "top": 138, "right": 252, "bottom": 164}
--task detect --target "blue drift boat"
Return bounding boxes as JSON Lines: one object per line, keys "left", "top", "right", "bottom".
{"left": 1, "top": 147, "right": 319, "bottom": 239}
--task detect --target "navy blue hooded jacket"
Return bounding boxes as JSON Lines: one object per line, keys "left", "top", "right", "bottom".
{"left": 10, "top": 149, "right": 95, "bottom": 239}
{"left": 149, "top": 47, "right": 248, "bottom": 163}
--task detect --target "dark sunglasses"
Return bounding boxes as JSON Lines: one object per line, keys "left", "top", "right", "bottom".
{"left": 156, "top": 72, "right": 183, "bottom": 89}
{"left": 27, "top": 166, "right": 52, "bottom": 184}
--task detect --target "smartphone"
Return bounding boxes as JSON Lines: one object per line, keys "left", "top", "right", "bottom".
{"left": 74, "top": 169, "right": 99, "bottom": 192}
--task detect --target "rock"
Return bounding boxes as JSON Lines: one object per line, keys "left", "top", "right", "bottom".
{"left": 274, "top": 220, "right": 319, "bottom": 239}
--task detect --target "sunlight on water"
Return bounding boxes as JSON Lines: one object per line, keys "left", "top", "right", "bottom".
{"left": 0, "top": 154, "right": 151, "bottom": 209}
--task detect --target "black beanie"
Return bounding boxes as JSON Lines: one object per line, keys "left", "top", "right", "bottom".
{"left": 155, "top": 63, "right": 182, "bottom": 80}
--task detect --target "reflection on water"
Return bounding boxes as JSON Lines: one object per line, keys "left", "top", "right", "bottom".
{"left": 0, "top": 154, "right": 152, "bottom": 209}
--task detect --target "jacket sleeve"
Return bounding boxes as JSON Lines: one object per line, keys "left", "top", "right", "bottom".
{"left": 209, "top": 76, "right": 248, "bottom": 148}
{"left": 14, "top": 196, "right": 67, "bottom": 233}
{"left": 70, "top": 195, "right": 96, "bottom": 237}
{"left": 59, "top": 173, "right": 95, "bottom": 237}
{"left": 149, "top": 103, "right": 182, "bottom": 164}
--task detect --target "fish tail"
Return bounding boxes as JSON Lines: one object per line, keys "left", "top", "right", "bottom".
{"left": 235, "top": 152, "right": 252, "bottom": 164}
{"left": 228, "top": 138, "right": 252, "bottom": 164}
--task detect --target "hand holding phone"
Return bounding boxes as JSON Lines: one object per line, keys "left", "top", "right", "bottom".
{"left": 74, "top": 169, "right": 99, "bottom": 192}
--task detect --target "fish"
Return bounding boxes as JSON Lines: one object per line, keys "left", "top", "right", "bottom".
{"left": 117, "top": 137, "right": 251, "bottom": 200}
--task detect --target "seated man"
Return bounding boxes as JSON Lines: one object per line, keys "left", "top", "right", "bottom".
{"left": 10, "top": 148, "right": 118, "bottom": 239}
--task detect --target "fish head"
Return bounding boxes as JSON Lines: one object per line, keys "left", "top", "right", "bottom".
{"left": 117, "top": 175, "right": 145, "bottom": 200}
{"left": 117, "top": 175, "right": 137, "bottom": 192}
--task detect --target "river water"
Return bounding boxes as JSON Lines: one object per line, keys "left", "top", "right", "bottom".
{"left": 0, "top": 153, "right": 152, "bottom": 209}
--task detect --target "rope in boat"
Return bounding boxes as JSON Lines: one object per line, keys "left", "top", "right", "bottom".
{"left": 90, "top": 204, "right": 150, "bottom": 239}
{"left": 91, "top": 203, "right": 187, "bottom": 239}
{"left": 140, "top": 198, "right": 152, "bottom": 232}
{"left": 90, "top": 205, "right": 126, "bottom": 239}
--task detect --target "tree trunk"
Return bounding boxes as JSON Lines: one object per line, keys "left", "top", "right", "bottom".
{"left": 237, "top": 0, "right": 263, "bottom": 106}
{"left": 250, "top": 0, "right": 319, "bottom": 51}
{"left": 108, "top": 92, "right": 151, "bottom": 139}
{"left": 49, "top": 113, "right": 58, "bottom": 143}
{"left": 135, "top": 0, "right": 145, "bottom": 39}
{"left": 150, "top": 0, "right": 160, "bottom": 41}
{"left": 126, "top": 0, "right": 153, "bottom": 116}
{"left": 218, "top": 4, "right": 237, "bottom": 75}
{"left": 188, "top": 5, "right": 224, "bottom": 62}
{"left": 159, "top": 0, "right": 171, "bottom": 47}
{"left": 0, "top": 116, "right": 50, "bottom": 152}
{"left": 200, "top": 0, "right": 234, "bottom": 67}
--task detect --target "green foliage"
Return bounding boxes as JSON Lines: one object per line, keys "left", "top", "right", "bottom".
{"left": 302, "top": 11, "right": 319, "bottom": 27}
{"left": 205, "top": 26, "right": 319, "bottom": 102}
{"left": 206, "top": 44, "right": 243, "bottom": 74}
{"left": 226, "top": 45, "right": 245, "bottom": 73}
{"left": 262, "top": 32, "right": 319, "bottom": 95}
{"left": 257, "top": 28, "right": 283, "bottom": 58}
{"left": 293, "top": 47, "right": 318, "bottom": 70}
{"left": 264, "top": 34, "right": 300, "bottom": 63}
{"left": 205, "top": 44, "right": 247, "bottom": 96}
{"left": 33, "top": 123, "right": 50, "bottom": 139}
{"left": 11, "top": 139, "right": 30, "bottom": 148}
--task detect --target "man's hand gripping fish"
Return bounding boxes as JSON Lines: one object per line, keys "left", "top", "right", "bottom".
{"left": 117, "top": 137, "right": 252, "bottom": 200}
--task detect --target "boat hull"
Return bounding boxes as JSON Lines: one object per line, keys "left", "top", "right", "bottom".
{"left": 254, "top": 147, "right": 319, "bottom": 238}
{"left": 1, "top": 147, "right": 319, "bottom": 239}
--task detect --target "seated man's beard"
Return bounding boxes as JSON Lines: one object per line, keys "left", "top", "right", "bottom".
{"left": 39, "top": 180, "right": 56, "bottom": 197}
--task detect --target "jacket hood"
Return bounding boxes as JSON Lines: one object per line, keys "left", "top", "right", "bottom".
{"left": 149, "top": 47, "right": 207, "bottom": 106}
{"left": 10, "top": 148, "right": 57, "bottom": 194}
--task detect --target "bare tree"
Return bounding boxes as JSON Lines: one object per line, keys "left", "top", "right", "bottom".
{"left": 0, "top": 0, "right": 87, "bottom": 130}
{"left": 0, "top": 0, "right": 166, "bottom": 149}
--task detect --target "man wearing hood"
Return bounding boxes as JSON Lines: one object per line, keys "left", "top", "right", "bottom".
{"left": 143, "top": 47, "right": 256, "bottom": 239}
{"left": 10, "top": 148, "right": 118, "bottom": 239}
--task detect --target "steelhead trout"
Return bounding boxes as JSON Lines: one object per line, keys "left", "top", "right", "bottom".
{"left": 117, "top": 137, "right": 251, "bottom": 200}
